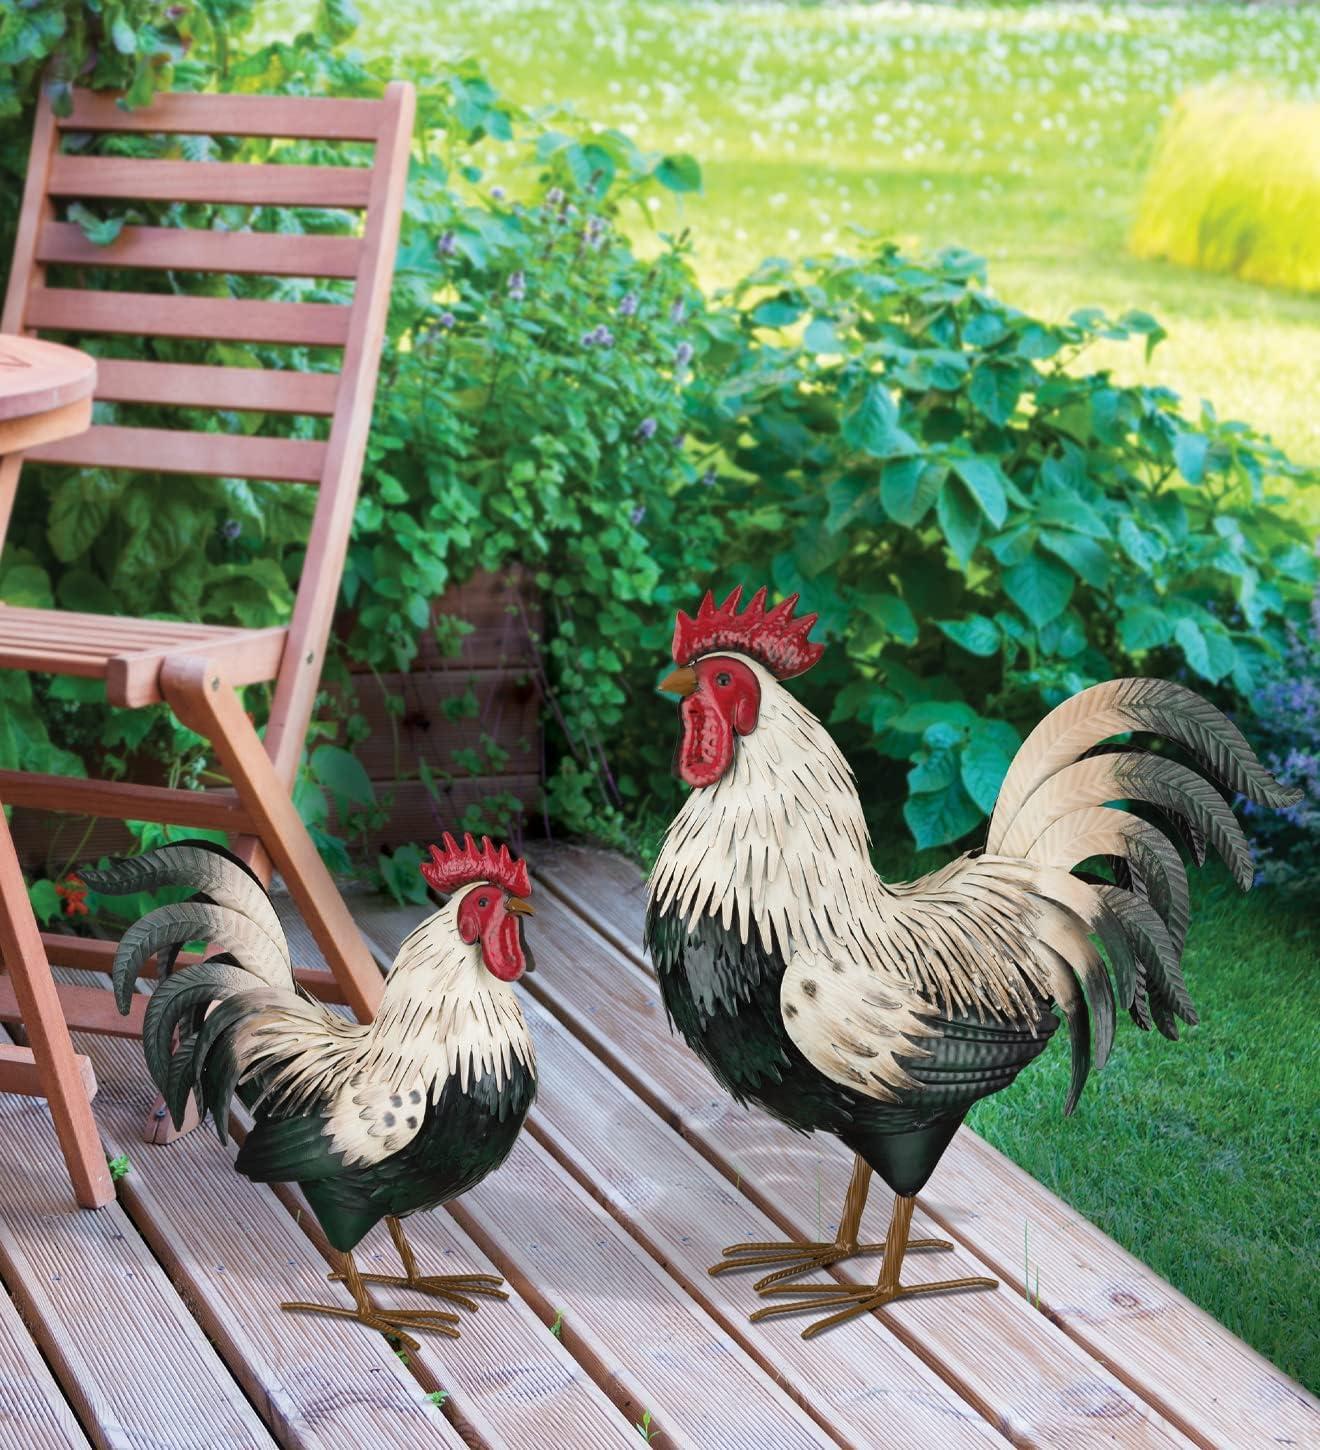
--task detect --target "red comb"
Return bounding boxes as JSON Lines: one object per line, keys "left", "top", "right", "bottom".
{"left": 420, "top": 832, "right": 531, "bottom": 898}
{"left": 672, "top": 585, "right": 824, "bottom": 680}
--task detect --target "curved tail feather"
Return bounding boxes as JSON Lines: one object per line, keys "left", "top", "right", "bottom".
{"left": 81, "top": 839, "right": 302, "bottom": 1136}
{"left": 987, "top": 678, "right": 1298, "bottom": 1070}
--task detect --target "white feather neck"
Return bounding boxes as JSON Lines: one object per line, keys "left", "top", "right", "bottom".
{"left": 648, "top": 655, "right": 891, "bottom": 956}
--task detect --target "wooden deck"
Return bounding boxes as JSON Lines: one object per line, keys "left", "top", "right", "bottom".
{"left": 1, "top": 842, "right": 1316, "bottom": 1449}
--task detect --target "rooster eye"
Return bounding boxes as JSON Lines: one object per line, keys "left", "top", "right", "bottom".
{"left": 478, "top": 895, "right": 489, "bottom": 908}
{"left": 715, "top": 671, "right": 731, "bottom": 687}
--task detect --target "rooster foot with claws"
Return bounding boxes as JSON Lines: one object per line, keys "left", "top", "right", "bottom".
{"left": 710, "top": 1233, "right": 952, "bottom": 1293}
{"left": 282, "top": 1247, "right": 462, "bottom": 1352}
{"left": 330, "top": 1215, "right": 508, "bottom": 1313}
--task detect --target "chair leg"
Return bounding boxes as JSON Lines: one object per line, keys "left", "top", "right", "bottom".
{"left": 162, "top": 656, "right": 383, "bottom": 1024}
{"left": 0, "top": 812, "right": 114, "bottom": 1208}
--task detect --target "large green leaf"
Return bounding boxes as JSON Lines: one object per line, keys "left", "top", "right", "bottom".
{"left": 881, "top": 458, "right": 943, "bottom": 526}
{"left": 842, "top": 383, "right": 915, "bottom": 458}
{"left": 936, "top": 476, "right": 981, "bottom": 570}
{"left": 1002, "top": 551, "right": 1074, "bottom": 626}
{"left": 937, "top": 614, "right": 1000, "bottom": 656}
{"left": 903, "top": 773, "right": 983, "bottom": 849}
{"left": 960, "top": 719, "right": 1021, "bottom": 815}
{"left": 860, "top": 592, "right": 918, "bottom": 645}
{"left": 950, "top": 457, "right": 1008, "bottom": 528}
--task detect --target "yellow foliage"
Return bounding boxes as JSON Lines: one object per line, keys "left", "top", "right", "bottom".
{"left": 1130, "top": 86, "right": 1320, "bottom": 294}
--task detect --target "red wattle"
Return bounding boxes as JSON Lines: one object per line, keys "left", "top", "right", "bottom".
{"left": 482, "top": 911, "right": 526, "bottom": 981}
{"left": 678, "top": 693, "right": 734, "bottom": 788}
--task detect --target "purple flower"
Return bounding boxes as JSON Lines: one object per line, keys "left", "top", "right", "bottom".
{"left": 629, "top": 504, "right": 647, "bottom": 526}
{"left": 437, "top": 231, "right": 457, "bottom": 257}
{"left": 491, "top": 185, "right": 506, "bottom": 201}
{"left": 672, "top": 431, "right": 686, "bottom": 449}
{"left": 669, "top": 298, "right": 687, "bottom": 324}
{"left": 220, "top": 519, "right": 242, "bottom": 541}
{"left": 546, "top": 186, "right": 565, "bottom": 206}
{"left": 438, "top": 311, "right": 456, "bottom": 329}
{"left": 580, "top": 324, "right": 615, "bottom": 349}
{"left": 700, "top": 467, "right": 717, "bottom": 487}
{"left": 635, "top": 417, "right": 657, "bottom": 442}
{"left": 618, "top": 292, "right": 639, "bottom": 318}
{"left": 674, "top": 340, "right": 694, "bottom": 369}
{"left": 507, "top": 270, "right": 526, "bottom": 302}
{"left": 584, "top": 216, "right": 608, "bottom": 250}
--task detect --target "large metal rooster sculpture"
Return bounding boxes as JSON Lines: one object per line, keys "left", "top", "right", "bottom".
{"left": 645, "top": 585, "right": 1299, "bottom": 1338}
{"left": 83, "top": 833, "right": 538, "bottom": 1350}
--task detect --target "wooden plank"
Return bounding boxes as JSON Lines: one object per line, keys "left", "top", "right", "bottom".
{"left": 0, "top": 1068, "right": 278, "bottom": 1449}
{"left": 38, "top": 935, "right": 340, "bottom": 1005}
{"left": 28, "top": 425, "right": 327, "bottom": 483}
{"left": 0, "top": 1044, "right": 96, "bottom": 1101}
{"left": 94, "top": 359, "right": 340, "bottom": 414}
{"left": 0, "top": 334, "right": 96, "bottom": 420}
{"left": 336, "top": 668, "right": 539, "bottom": 782}
{"left": 38, "top": 221, "right": 363, "bottom": 280}
{"left": 0, "top": 977, "right": 145, "bottom": 1039}
{"left": 532, "top": 845, "right": 1320, "bottom": 1450}
{"left": 453, "top": 1137, "right": 837, "bottom": 1450}
{"left": 63, "top": 1024, "right": 464, "bottom": 1450}
{"left": 352, "top": 901, "right": 1001, "bottom": 1448}
{"left": 378, "top": 880, "right": 1202, "bottom": 1449}
{"left": 336, "top": 775, "right": 540, "bottom": 856}
{"left": 0, "top": 1278, "right": 92, "bottom": 1450}
{"left": 70, "top": 956, "right": 635, "bottom": 1449}
{"left": 261, "top": 82, "right": 414, "bottom": 788}
{"left": 27, "top": 288, "right": 351, "bottom": 346}
{"left": 62, "top": 90, "right": 386, "bottom": 142}
{"left": 107, "top": 625, "right": 288, "bottom": 708}
{"left": 0, "top": 397, "right": 91, "bottom": 456}
{"left": 48, "top": 156, "right": 374, "bottom": 208}
{"left": 0, "top": 772, "right": 253, "bottom": 832}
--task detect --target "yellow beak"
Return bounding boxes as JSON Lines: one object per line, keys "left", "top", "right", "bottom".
{"left": 661, "top": 665, "right": 697, "bottom": 697}
{"left": 506, "top": 897, "right": 534, "bottom": 917}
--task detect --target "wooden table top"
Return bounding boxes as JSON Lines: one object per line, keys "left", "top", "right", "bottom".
{"left": 0, "top": 335, "right": 96, "bottom": 423}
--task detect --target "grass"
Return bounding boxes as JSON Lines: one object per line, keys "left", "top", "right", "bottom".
{"left": 276, "top": 0, "right": 1320, "bottom": 469}
{"left": 969, "top": 866, "right": 1319, "bottom": 1393}
{"left": 261, "top": 0, "right": 1319, "bottom": 1388}
{"left": 1130, "top": 85, "right": 1320, "bottom": 294}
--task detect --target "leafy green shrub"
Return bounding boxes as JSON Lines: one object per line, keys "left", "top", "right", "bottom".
{"left": 688, "top": 243, "right": 1317, "bottom": 848}
{"left": 1130, "top": 86, "right": 1320, "bottom": 294}
{"left": 1240, "top": 580, "right": 1320, "bottom": 891}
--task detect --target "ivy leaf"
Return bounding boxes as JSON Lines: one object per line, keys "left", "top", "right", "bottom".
{"left": 860, "top": 592, "right": 918, "bottom": 645}
{"left": 1173, "top": 432, "right": 1209, "bottom": 485}
{"left": 937, "top": 614, "right": 1000, "bottom": 656}
{"left": 66, "top": 202, "right": 125, "bottom": 248}
{"left": 310, "top": 744, "right": 375, "bottom": 808}
{"left": 880, "top": 458, "right": 943, "bottom": 526}
{"left": 903, "top": 774, "right": 983, "bottom": 850}
{"left": 960, "top": 719, "right": 1021, "bottom": 815}
{"left": 655, "top": 152, "right": 702, "bottom": 193}
{"left": 842, "top": 383, "right": 915, "bottom": 458}
{"left": 1002, "top": 552, "right": 1074, "bottom": 626}
{"left": 936, "top": 476, "right": 981, "bottom": 570}
{"left": 950, "top": 456, "right": 1008, "bottom": 528}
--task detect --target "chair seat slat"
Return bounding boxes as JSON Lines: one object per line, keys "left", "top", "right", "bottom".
{"left": 38, "top": 221, "right": 363, "bottom": 279}
{"left": 60, "top": 90, "right": 386, "bottom": 141}
{"left": 96, "top": 359, "right": 340, "bottom": 415}
{"left": 27, "top": 287, "right": 351, "bottom": 345}
{"left": 27, "top": 425, "right": 327, "bottom": 483}
{"left": 49, "top": 155, "right": 374, "bottom": 208}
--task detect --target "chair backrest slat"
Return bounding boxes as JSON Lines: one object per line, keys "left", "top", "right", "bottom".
{"left": 64, "top": 90, "right": 387, "bottom": 141}
{"left": 48, "top": 155, "right": 374, "bottom": 208}
{"left": 95, "top": 359, "right": 339, "bottom": 415}
{"left": 2, "top": 80, "right": 416, "bottom": 788}
{"left": 38, "top": 221, "right": 363, "bottom": 278}
{"left": 28, "top": 425, "right": 327, "bottom": 483}
{"left": 26, "top": 287, "right": 351, "bottom": 346}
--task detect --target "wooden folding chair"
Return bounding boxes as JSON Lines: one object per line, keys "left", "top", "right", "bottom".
{"left": 0, "top": 83, "right": 414, "bottom": 1176}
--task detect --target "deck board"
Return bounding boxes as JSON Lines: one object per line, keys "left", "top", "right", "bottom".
{"left": 359, "top": 894, "right": 1196, "bottom": 1449}
{"left": 0, "top": 1280, "right": 90, "bottom": 1450}
{"left": 0, "top": 1073, "right": 275, "bottom": 1450}
{"left": 528, "top": 841, "right": 1320, "bottom": 1450}
{"left": 0, "top": 849, "right": 1314, "bottom": 1450}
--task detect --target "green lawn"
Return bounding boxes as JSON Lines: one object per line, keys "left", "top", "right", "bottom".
{"left": 265, "top": 0, "right": 1320, "bottom": 1390}
{"left": 311, "top": 0, "right": 1320, "bottom": 470}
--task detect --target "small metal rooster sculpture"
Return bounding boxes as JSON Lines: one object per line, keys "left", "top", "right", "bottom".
{"left": 84, "top": 833, "right": 538, "bottom": 1350}
{"left": 646, "top": 585, "right": 1299, "bottom": 1338}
